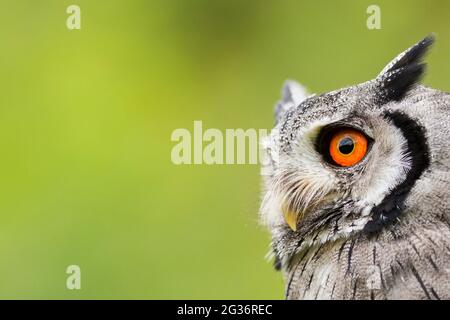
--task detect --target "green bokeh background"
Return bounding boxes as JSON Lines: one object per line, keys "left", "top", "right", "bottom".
{"left": 0, "top": 0, "right": 449, "bottom": 299}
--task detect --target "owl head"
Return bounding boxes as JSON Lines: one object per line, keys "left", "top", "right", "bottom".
{"left": 260, "top": 35, "right": 450, "bottom": 268}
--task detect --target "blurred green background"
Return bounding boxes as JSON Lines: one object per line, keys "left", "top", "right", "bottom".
{"left": 0, "top": 0, "right": 449, "bottom": 299}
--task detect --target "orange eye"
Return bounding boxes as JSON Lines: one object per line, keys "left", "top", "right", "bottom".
{"left": 329, "top": 129, "right": 368, "bottom": 167}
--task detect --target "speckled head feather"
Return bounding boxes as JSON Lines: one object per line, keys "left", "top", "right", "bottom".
{"left": 260, "top": 35, "right": 450, "bottom": 300}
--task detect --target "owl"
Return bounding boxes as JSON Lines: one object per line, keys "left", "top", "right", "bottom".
{"left": 260, "top": 35, "right": 450, "bottom": 299}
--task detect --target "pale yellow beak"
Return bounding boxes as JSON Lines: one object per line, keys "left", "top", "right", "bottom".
{"left": 283, "top": 209, "right": 300, "bottom": 231}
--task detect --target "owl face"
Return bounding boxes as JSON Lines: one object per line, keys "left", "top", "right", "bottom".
{"left": 261, "top": 36, "right": 435, "bottom": 258}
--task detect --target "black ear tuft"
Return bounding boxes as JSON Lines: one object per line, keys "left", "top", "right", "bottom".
{"left": 378, "top": 35, "right": 434, "bottom": 76}
{"left": 379, "top": 63, "right": 426, "bottom": 101}
{"left": 376, "top": 35, "right": 435, "bottom": 102}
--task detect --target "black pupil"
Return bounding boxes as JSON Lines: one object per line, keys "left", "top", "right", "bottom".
{"left": 338, "top": 137, "right": 354, "bottom": 154}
